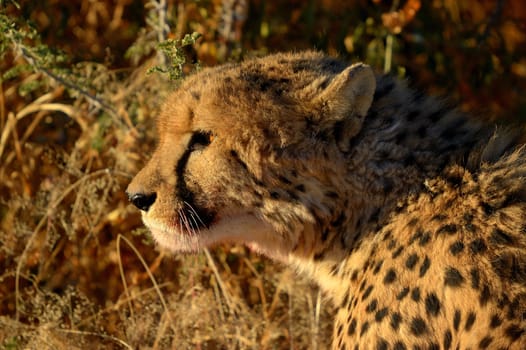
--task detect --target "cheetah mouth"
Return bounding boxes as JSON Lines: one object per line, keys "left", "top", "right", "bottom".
{"left": 142, "top": 211, "right": 277, "bottom": 254}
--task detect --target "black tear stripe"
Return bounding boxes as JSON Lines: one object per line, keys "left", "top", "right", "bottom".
{"left": 175, "top": 132, "right": 216, "bottom": 230}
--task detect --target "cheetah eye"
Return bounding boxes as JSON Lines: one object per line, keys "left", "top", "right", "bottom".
{"left": 189, "top": 131, "right": 214, "bottom": 152}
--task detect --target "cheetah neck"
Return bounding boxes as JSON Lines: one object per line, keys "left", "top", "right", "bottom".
{"left": 288, "top": 76, "right": 496, "bottom": 302}
{"left": 343, "top": 74, "right": 493, "bottom": 232}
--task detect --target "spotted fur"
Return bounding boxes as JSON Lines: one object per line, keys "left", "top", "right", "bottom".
{"left": 127, "top": 51, "right": 526, "bottom": 349}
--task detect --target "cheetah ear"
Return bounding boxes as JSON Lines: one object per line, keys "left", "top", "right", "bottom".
{"left": 317, "top": 63, "right": 376, "bottom": 120}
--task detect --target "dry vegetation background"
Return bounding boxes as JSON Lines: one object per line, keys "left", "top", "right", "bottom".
{"left": 0, "top": 0, "right": 525, "bottom": 349}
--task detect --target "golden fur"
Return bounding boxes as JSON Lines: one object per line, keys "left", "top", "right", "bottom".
{"left": 128, "top": 51, "right": 526, "bottom": 349}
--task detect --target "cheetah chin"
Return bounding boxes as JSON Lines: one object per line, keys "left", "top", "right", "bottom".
{"left": 142, "top": 212, "right": 289, "bottom": 259}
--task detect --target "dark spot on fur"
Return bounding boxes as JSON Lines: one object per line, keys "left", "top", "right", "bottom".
{"left": 405, "top": 254, "right": 419, "bottom": 270}
{"left": 325, "top": 191, "right": 339, "bottom": 199}
{"left": 295, "top": 184, "right": 305, "bottom": 192}
{"left": 490, "top": 228, "right": 515, "bottom": 245}
{"left": 407, "top": 218, "right": 419, "bottom": 227}
{"left": 425, "top": 293, "right": 441, "bottom": 316}
{"left": 470, "top": 268, "right": 480, "bottom": 289}
{"left": 469, "top": 239, "right": 487, "bottom": 254}
{"left": 286, "top": 190, "right": 299, "bottom": 201}
{"left": 321, "top": 229, "right": 330, "bottom": 242}
{"left": 366, "top": 299, "right": 378, "bottom": 313}
{"left": 331, "top": 213, "right": 346, "bottom": 228}
{"left": 358, "top": 280, "right": 367, "bottom": 292}
{"left": 408, "top": 230, "right": 423, "bottom": 245}
{"left": 393, "top": 341, "right": 407, "bottom": 350}
{"left": 375, "top": 307, "right": 389, "bottom": 322}
{"left": 453, "top": 309, "right": 461, "bottom": 331}
{"left": 362, "top": 285, "right": 374, "bottom": 300}
{"left": 373, "top": 260, "right": 383, "bottom": 275}
{"left": 492, "top": 252, "right": 526, "bottom": 283}
{"left": 419, "top": 231, "right": 431, "bottom": 246}
{"left": 497, "top": 293, "right": 511, "bottom": 308}
{"left": 336, "top": 322, "right": 343, "bottom": 338}
{"left": 429, "top": 343, "right": 440, "bottom": 350}
{"left": 383, "top": 268, "right": 397, "bottom": 284}
{"left": 392, "top": 246, "right": 404, "bottom": 259}
{"left": 443, "top": 330, "right": 452, "bottom": 350}
{"left": 341, "top": 291, "right": 350, "bottom": 308}
{"left": 505, "top": 324, "right": 524, "bottom": 340}
{"left": 348, "top": 318, "right": 357, "bottom": 335}
{"left": 254, "top": 178, "right": 265, "bottom": 187}
{"left": 490, "top": 314, "right": 502, "bottom": 328}
{"left": 396, "top": 287, "right": 409, "bottom": 300}
{"left": 507, "top": 298, "right": 519, "bottom": 320}
{"left": 390, "top": 312, "right": 402, "bottom": 330}
{"left": 479, "top": 284, "right": 490, "bottom": 306}
{"left": 437, "top": 224, "right": 458, "bottom": 235}
{"left": 444, "top": 267, "right": 464, "bottom": 287}
{"left": 360, "top": 321, "right": 370, "bottom": 337}
{"left": 465, "top": 312, "right": 476, "bottom": 331}
{"left": 431, "top": 214, "right": 447, "bottom": 222}
{"left": 376, "top": 339, "right": 388, "bottom": 350}
{"left": 481, "top": 202, "right": 494, "bottom": 216}
{"left": 411, "top": 287, "right": 421, "bottom": 302}
{"left": 270, "top": 191, "right": 280, "bottom": 199}
{"left": 410, "top": 317, "right": 428, "bottom": 336}
{"left": 351, "top": 270, "right": 358, "bottom": 281}
{"left": 190, "top": 91, "right": 201, "bottom": 100}
{"left": 313, "top": 252, "right": 325, "bottom": 261}
{"left": 463, "top": 212, "right": 475, "bottom": 231}
{"left": 479, "top": 336, "right": 493, "bottom": 349}
{"left": 445, "top": 173, "right": 463, "bottom": 187}
{"left": 419, "top": 256, "right": 431, "bottom": 277}
{"left": 449, "top": 241, "right": 464, "bottom": 255}
{"left": 277, "top": 175, "right": 292, "bottom": 185}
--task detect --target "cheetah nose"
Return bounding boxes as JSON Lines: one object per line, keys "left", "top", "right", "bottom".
{"left": 128, "top": 192, "right": 157, "bottom": 212}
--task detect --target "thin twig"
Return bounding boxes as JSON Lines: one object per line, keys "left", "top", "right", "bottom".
{"left": 116, "top": 234, "right": 175, "bottom": 324}
{"left": 203, "top": 248, "right": 238, "bottom": 313}
{"left": 18, "top": 47, "right": 119, "bottom": 119}
{"left": 14, "top": 168, "right": 128, "bottom": 321}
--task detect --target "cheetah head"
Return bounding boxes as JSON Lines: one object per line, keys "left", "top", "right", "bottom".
{"left": 126, "top": 52, "right": 376, "bottom": 261}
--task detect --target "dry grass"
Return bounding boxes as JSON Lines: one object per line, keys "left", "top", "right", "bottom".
{"left": 0, "top": 43, "right": 333, "bottom": 350}
{"left": 0, "top": 2, "right": 334, "bottom": 349}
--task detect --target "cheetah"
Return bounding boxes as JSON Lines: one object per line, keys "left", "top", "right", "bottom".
{"left": 127, "top": 51, "right": 526, "bottom": 349}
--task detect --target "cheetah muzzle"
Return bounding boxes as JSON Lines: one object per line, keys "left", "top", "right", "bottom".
{"left": 127, "top": 51, "right": 526, "bottom": 349}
